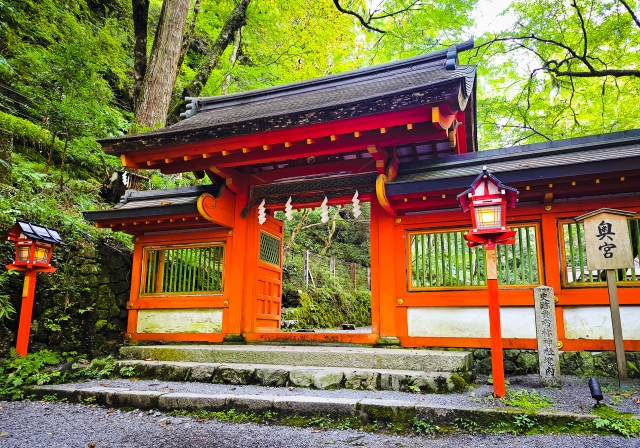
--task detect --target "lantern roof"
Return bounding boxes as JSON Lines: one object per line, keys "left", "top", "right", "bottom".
{"left": 456, "top": 168, "right": 518, "bottom": 212}
{"left": 7, "top": 220, "right": 66, "bottom": 245}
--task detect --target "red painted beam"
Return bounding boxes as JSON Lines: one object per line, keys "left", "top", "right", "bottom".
{"left": 158, "top": 122, "right": 445, "bottom": 174}
{"left": 249, "top": 159, "right": 376, "bottom": 184}
{"left": 122, "top": 106, "right": 434, "bottom": 164}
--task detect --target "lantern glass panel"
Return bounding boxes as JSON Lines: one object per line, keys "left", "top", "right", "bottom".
{"left": 34, "top": 246, "right": 49, "bottom": 264}
{"left": 18, "top": 245, "right": 31, "bottom": 262}
{"left": 474, "top": 205, "right": 502, "bottom": 230}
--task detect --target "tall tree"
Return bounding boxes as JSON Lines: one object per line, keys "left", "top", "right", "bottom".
{"left": 171, "top": 0, "right": 251, "bottom": 118}
{"left": 467, "top": 0, "right": 640, "bottom": 148}
{"left": 131, "top": 0, "right": 150, "bottom": 105}
{"left": 134, "top": 0, "right": 191, "bottom": 129}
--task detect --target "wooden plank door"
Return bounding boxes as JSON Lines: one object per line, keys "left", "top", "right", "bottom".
{"left": 254, "top": 214, "right": 284, "bottom": 331}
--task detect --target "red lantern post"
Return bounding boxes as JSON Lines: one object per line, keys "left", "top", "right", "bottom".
{"left": 457, "top": 168, "right": 518, "bottom": 398}
{"left": 5, "top": 221, "right": 66, "bottom": 356}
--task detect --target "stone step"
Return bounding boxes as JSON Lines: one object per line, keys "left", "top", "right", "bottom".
{"left": 116, "top": 360, "right": 469, "bottom": 393}
{"left": 32, "top": 383, "right": 598, "bottom": 432}
{"left": 120, "top": 345, "right": 472, "bottom": 373}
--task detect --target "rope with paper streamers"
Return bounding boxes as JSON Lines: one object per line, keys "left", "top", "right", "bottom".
{"left": 240, "top": 187, "right": 374, "bottom": 218}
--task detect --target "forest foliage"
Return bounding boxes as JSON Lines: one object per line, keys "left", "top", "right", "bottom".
{"left": 0, "top": 0, "right": 638, "bottom": 265}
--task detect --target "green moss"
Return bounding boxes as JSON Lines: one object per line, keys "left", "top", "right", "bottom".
{"left": 94, "top": 320, "right": 107, "bottom": 331}
{"left": 449, "top": 374, "right": 467, "bottom": 392}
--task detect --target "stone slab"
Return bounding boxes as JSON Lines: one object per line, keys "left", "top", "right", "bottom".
{"left": 158, "top": 393, "right": 230, "bottom": 411}
{"left": 226, "top": 394, "right": 274, "bottom": 412}
{"left": 273, "top": 396, "right": 358, "bottom": 416}
{"left": 120, "top": 345, "right": 472, "bottom": 372}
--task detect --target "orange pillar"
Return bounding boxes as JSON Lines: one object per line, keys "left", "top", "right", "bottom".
{"left": 486, "top": 245, "right": 506, "bottom": 398}
{"left": 16, "top": 270, "right": 37, "bottom": 356}
{"left": 371, "top": 200, "right": 397, "bottom": 340}
{"left": 227, "top": 176, "right": 250, "bottom": 337}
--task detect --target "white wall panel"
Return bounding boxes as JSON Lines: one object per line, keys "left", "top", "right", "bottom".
{"left": 137, "top": 308, "right": 223, "bottom": 334}
{"left": 563, "top": 306, "right": 640, "bottom": 340}
{"left": 407, "top": 307, "right": 536, "bottom": 339}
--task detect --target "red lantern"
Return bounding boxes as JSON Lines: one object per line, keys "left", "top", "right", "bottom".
{"left": 456, "top": 168, "right": 518, "bottom": 247}
{"left": 5, "top": 220, "right": 66, "bottom": 356}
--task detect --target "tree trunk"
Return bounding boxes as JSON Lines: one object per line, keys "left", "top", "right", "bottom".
{"left": 320, "top": 207, "right": 341, "bottom": 255}
{"left": 221, "top": 27, "right": 243, "bottom": 95}
{"left": 44, "top": 132, "right": 56, "bottom": 174}
{"left": 135, "top": 0, "right": 191, "bottom": 129}
{"left": 132, "top": 0, "right": 150, "bottom": 106}
{"left": 183, "top": 0, "right": 251, "bottom": 98}
{"left": 175, "top": 0, "right": 202, "bottom": 80}
{"left": 286, "top": 209, "right": 310, "bottom": 251}
{"left": 0, "top": 130, "right": 12, "bottom": 185}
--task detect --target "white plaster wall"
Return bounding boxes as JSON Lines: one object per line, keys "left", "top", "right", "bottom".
{"left": 407, "top": 307, "right": 536, "bottom": 339}
{"left": 137, "top": 308, "right": 223, "bottom": 334}
{"left": 563, "top": 306, "right": 640, "bottom": 340}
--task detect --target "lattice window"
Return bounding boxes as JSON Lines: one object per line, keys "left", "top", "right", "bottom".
{"left": 409, "top": 225, "right": 541, "bottom": 289}
{"left": 141, "top": 244, "right": 224, "bottom": 295}
{"left": 260, "top": 231, "right": 281, "bottom": 266}
{"left": 561, "top": 219, "right": 640, "bottom": 286}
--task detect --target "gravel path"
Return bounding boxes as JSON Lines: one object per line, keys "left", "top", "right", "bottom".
{"left": 52, "top": 374, "right": 640, "bottom": 416}
{"left": 0, "top": 400, "right": 635, "bottom": 448}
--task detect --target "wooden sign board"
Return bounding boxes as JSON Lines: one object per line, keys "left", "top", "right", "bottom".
{"left": 577, "top": 210, "right": 634, "bottom": 271}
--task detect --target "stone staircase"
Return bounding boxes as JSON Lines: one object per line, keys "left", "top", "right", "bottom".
{"left": 117, "top": 345, "right": 474, "bottom": 393}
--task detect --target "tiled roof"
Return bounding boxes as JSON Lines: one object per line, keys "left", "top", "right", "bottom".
{"left": 387, "top": 129, "right": 640, "bottom": 195}
{"left": 83, "top": 185, "right": 221, "bottom": 222}
{"left": 99, "top": 41, "right": 476, "bottom": 152}
{"left": 14, "top": 220, "right": 66, "bottom": 245}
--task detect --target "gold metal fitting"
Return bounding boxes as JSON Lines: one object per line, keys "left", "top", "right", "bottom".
{"left": 544, "top": 205, "right": 552, "bottom": 212}
{"left": 227, "top": 230, "right": 233, "bottom": 236}
{"left": 128, "top": 302, "right": 134, "bottom": 308}
{"left": 395, "top": 217, "right": 402, "bottom": 224}
{"left": 223, "top": 300, "right": 229, "bottom": 306}
{"left": 557, "top": 341, "right": 564, "bottom": 349}
{"left": 397, "top": 298, "right": 404, "bottom": 305}
{"left": 554, "top": 295, "right": 559, "bottom": 303}
{"left": 125, "top": 333, "right": 132, "bottom": 340}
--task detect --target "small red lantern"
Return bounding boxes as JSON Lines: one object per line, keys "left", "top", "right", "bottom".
{"left": 456, "top": 167, "right": 518, "bottom": 248}
{"left": 5, "top": 220, "right": 66, "bottom": 356}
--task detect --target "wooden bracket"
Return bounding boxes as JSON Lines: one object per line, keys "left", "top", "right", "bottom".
{"left": 432, "top": 105, "right": 456, "bottom": 131}
{"left": 375, "top": 174, "right": 397, "bottom": 216}
{"left": 210, "top": 165, "right": 245, "bottom": 194}
{"left": 366, "top": 144, "right": 389, "bottom": 175}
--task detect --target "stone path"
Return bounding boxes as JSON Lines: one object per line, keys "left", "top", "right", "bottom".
{"left": 0, "top": 400, "right": 634, "bottom": 448}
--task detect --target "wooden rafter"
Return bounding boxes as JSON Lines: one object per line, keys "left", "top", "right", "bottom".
{"left": 155, "top": 122, "right": 445, "bottom": 174}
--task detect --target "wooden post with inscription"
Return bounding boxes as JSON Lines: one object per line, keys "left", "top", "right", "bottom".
{"left": 575, "top": 208, "right": 636, "bottom": 389}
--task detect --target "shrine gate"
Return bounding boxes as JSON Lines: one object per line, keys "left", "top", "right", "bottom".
{"left": 85, "top": 40, "right": 640, "bottom": 353}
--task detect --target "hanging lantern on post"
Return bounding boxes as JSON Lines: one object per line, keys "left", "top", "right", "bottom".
{"left": 5, "top": 220, "right": 66, "bottom": 356}
{"left": 456, "top": 168, "right": 518, "bottom": 398}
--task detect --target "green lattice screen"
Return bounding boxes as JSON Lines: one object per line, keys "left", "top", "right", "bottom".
{"left": 562, "top": 220, "right": 640, "bottom": 285}
{"left": 410, "top": 225, "right": 540, "bottom": 288}
{"left": 260, "top": 232, "right": 281, "bottom": 265}
{"left": 142, "top": 245, "right": 224, "bottom": 295}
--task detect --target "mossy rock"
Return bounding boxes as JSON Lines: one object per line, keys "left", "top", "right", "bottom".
{"left": 516, "top": 352, "right": 539, "bottom": 374}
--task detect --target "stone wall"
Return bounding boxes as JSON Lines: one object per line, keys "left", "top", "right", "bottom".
{"left": 0, "top": 241, "right": 132, "bottom": 358}
{"left": 472, "top": 348, "right": 640, "bottom": 378}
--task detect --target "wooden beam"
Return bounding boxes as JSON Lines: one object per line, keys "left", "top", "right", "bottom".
{"left": 159, "top": 122, "right": 444, "bottom": 174}
{"left": 121, "top": 106, "right": 435, "bottom": 166}
{"left": 249, "top": 159, "right": 375, "bottom": 184}
{"left": 366, "top": 144, "right": 389, "bottom": 175}
{"left": 210, "top": 166, "right": 244, "bottom": 194}
{"left": 432, "top": 105, "right": 456, "bottom": 130}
